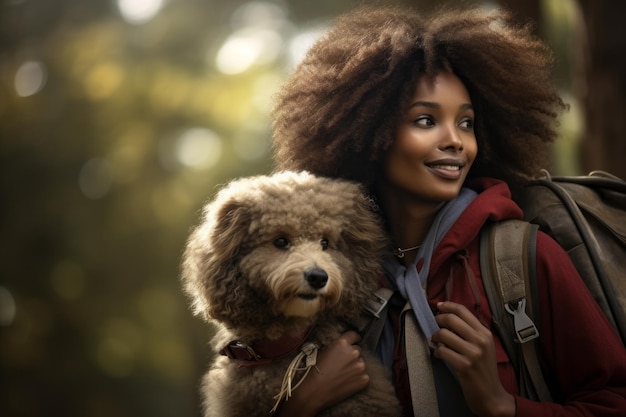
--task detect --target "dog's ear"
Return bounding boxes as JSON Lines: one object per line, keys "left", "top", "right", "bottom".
{"left": 209, "top": 198, "right": 251, "bottom": 260}
{"left": 181, "top": 196, "right": 251, "bottom": 320}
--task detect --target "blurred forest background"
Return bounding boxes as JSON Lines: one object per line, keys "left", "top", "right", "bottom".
{"left": 0, "top": 0, "right": 624, "bottom": 416}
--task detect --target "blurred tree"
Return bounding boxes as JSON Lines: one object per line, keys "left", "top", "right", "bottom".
{"left": 500, "top": 0, "right": 626, "bottom": 179}
{"left": 576, "top": 0, "right": 626, "bottom": 179}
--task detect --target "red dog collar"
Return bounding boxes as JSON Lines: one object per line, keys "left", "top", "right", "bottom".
{"left": 220, "top": 327, "right": 314, "bottom": 367}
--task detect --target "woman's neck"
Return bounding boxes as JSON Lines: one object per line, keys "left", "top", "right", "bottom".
{"left": 376, "top": 185, "right": 444, "bottom": 265}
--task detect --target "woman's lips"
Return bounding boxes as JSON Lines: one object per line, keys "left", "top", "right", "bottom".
{"left": 426, "top": 160, "right": 466, "bottom": 180}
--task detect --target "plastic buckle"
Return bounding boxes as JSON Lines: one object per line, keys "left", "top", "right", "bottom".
{"left": 364, "top": 291, "right": 389, "bottom": 319}
{"left": 505, "top": 298, "right": 539, "bottom": 343}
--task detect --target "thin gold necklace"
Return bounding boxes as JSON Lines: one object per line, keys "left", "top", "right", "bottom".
{"left": 393, "top": 244, "right": 421, "bottom": 258}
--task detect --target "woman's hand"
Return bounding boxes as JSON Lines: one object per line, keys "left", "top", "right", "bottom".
{"left": 432, "top": 301, "right": 516, "bottom": 417}
{"left": 275, "top": 330, "right": 370, "bottom": 417}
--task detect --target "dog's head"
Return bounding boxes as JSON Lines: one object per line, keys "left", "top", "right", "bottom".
{"left": 181, "top": 171, "right": 388, "bottom": 332}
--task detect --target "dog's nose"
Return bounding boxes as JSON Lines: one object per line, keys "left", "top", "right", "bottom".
{"left": 305, "top": 268, "right": 328, "bottom": 289}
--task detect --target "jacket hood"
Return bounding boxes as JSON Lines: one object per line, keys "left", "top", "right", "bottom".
{"left": 430, "top": 177, "right": 523, "bottom": 270}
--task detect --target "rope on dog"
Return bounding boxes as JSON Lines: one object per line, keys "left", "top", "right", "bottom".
{"left": 269, "top": 342, "right": 320, "bottom": 414}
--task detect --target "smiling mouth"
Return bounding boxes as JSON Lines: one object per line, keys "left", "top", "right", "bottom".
{"left": 426, "top": 162, "right": 465, "bottom": 179}
{"left": 428, "top": 164, "right": 460, "bottom": 171}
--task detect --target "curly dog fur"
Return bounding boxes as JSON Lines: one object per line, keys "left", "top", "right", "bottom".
{"left": 181, "top": 171, "right": 401, "bottom": 417}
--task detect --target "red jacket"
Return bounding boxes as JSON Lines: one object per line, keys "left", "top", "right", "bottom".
{"left": 390, "top": 177, "right": 626, "bottom": 416}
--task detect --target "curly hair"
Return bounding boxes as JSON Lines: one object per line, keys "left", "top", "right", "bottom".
{"left": 271, "top": 6, "right": 568, "bottom": 195}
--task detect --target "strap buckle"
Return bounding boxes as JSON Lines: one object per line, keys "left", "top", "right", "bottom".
{"left": 220, "top": 341, "right": 260, "bottom": 361}
{"left": 364, "top": 288, "right": 392, "bottom": 318}
{"left": 505, "top": 298, "right": 539, "bottom": 343}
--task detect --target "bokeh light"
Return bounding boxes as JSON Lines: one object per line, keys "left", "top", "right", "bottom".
{"left": 117, "top": 0, "right": 165, "bottom": 24}
{"left": 286, "top": 27, "right": 324, "bottom": 67}
{"left": 229, "top": 1, "right": 288, "bottom": 30}
{"left": 215, "top": 1, "right": 289, "bottom": 74}
{"left": 175, "top": 128, "right": 223, "bottom": 171}
{"left": 83, "top": 62, "right": 124, "bottom": 101}
{"left": 14, "top": 61, "right": 47, "bottom": 97}
{"left": 215, "top": 28, "right": 283, "bottom": 74}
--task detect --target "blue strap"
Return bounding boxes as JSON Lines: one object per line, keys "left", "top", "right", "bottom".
{"left": 379, "top": 188, "right": 478, "bottom": 416}
{"left": 383, "top": 188, "right": 477, "bottom": 342}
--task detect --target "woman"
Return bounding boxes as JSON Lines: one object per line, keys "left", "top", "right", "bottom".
{"left": 269, "top": 6, "right": 626, "bottom": 417}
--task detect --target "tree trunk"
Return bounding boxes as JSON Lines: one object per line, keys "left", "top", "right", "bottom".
{"left": 490, "top": 0, "right": 626, "bottom": 179}
{"left": 576, "top": 0, "right": 626, "bottom": 179}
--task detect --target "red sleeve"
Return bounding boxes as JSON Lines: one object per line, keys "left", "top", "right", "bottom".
{"left": 515, "top": 231, "right": 626, "bottom": 416}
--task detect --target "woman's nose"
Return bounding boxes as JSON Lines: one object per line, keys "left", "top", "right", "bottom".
{"left": 440, "top": 124, "right": 464, "bottom": 152}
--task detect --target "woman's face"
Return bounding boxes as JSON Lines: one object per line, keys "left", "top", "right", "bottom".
{"left": 382, "top": 71, "right": 477, "bottom": 204}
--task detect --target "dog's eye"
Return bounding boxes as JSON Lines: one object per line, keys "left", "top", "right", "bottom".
{"left": 320, "top": 238, "right": 329, "bottom": 250}
{"left": 273, "top": 237, "right": 289, "bottom": 249}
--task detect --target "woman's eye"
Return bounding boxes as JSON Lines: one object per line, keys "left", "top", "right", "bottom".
{"left": 413, "top": 115, "right": 434, "bottom": 127}
{"left": 320, "top": 238, "right": 329, "bottom": 250}
{"left": 273, "top": 237, "right": 289, "bottom": 249}
{"left": 459, "top": 118, "right": 474, "bottom": 130}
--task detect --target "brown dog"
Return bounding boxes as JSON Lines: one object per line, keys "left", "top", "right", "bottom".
{"left": 181, "top": 171, "right": 401, "bottom": 417}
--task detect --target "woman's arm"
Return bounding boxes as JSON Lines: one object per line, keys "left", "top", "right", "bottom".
{"left": 274, "top": 331, "right": 371, "bottom": 417}
{"left": 433, "top": 233, "right": 626, "bottom": 417}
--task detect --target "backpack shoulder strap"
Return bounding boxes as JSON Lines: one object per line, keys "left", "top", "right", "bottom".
{"left": 404, "top": 304, "right": 440, "bottom": 417}
{"left": 480, "top": 219, "right": 552, "bottom": 402}
{"left": 358, "top": 287, "right": 394, "bottom": 350}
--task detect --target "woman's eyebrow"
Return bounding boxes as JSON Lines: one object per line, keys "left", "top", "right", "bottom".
{"left": 409, "top": 101, "right": 439, "bottom": 109}
{"left": 409, "top": 101, "right": 474, "bottom": 111}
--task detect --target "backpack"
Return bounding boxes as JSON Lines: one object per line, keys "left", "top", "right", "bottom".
{"left": 481, "top": 170, "right": 626, "bottom": 401}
